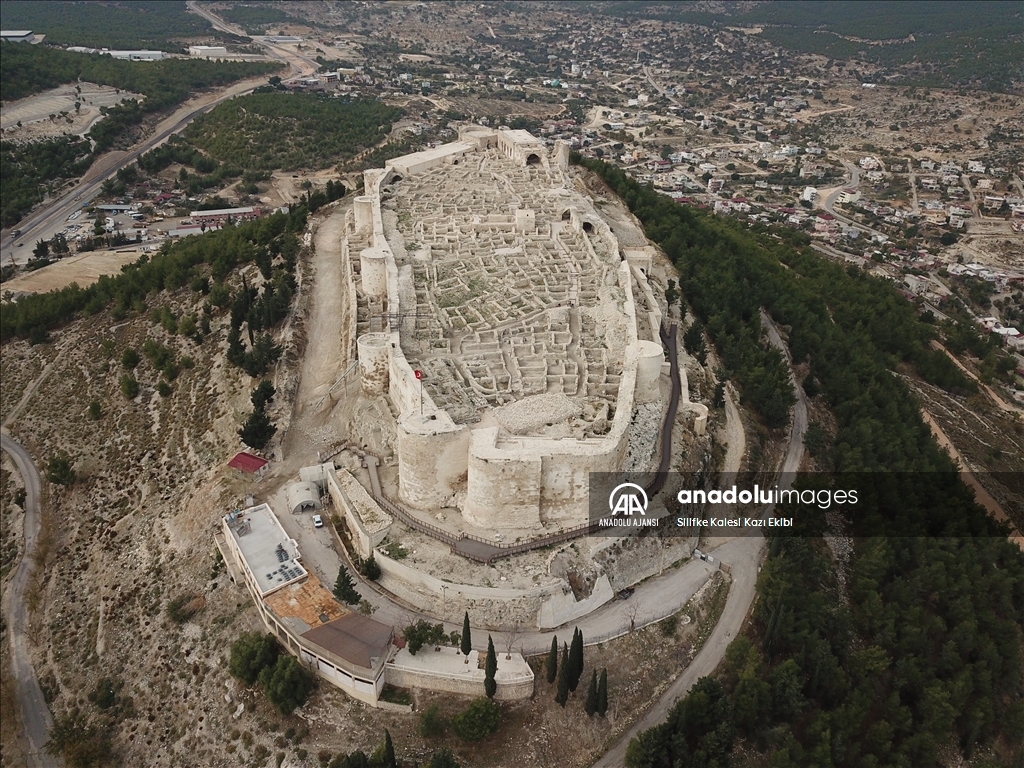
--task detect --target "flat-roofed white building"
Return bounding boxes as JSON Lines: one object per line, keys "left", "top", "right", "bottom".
{"left": 104, "top": 49, "right": 166, "bottom": 61}
{"left": 188, "top": 45, "right": 227, "bottom": 58}
{"left": 0, "top": 30, "right": 34, "bottom": 42}
{"left": 216, "top": 503, "right": 396, "bottom": 706}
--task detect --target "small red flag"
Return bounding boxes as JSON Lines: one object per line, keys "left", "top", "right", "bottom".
{"left": 414, "top": 370, "right": 422, "bottom": 380}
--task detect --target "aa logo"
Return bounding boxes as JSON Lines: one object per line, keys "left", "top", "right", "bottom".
{"left": 609, "top": 483, "right": 648, "bottom": 517}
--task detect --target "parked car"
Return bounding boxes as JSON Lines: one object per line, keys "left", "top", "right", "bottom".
{"left": 312, "top": 514, "right": 324, "bottom": 528}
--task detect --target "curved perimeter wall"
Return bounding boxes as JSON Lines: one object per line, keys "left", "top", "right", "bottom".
{"left": 359, "top": 130, "right": 645, "bottom": 529}
{"left": 373, "top": 549, "right": 615, "bottom": 630}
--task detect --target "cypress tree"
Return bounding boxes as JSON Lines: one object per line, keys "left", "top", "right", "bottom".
{"left": 568, "top": 627, "right": 584, "bottom": 692}
{"left": 546, "top": 635, "right": 558, "bottom": 684}
{"left": 484, "top": 636, "right": 497, "bottom": 699}
{"left": 384, "top": 728, "right": 397, "bottom": 768}
{"left": 597, "top": 668, "right": 608, "bottom": 716}
{"left": 555, "top": 643, "right": 570, "bottom": 707}
{"left": 461, "top": 612, "right": 472, "bottom": 660}
{"left": 333, "top": 566, "right": 361, "bottom": 605}
{"left": 585, "top": 669, "right": 598, "bottom": 716}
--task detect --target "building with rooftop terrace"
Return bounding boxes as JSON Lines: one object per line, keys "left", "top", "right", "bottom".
{"left": 217, "top": 503, "right": 395, "bottom": 705}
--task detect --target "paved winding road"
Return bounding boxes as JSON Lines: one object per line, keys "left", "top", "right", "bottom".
{"left": 2, "top": 3, "right": 319, "bottom": 267}
{"left": 592, "top": 310, "right": 809, "bottom": 767}
{"left": 1, "top": 434, "right": 59, "bottom": 768}
{"left": 592, "top": 535, "right": 763, "bottom": 768}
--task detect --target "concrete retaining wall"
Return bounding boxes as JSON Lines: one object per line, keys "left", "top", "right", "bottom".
{"left": 373, "top": 550, "right": 613, "bottom": 630}
{"left": 537, "top": 574, "right": 614, "bottom": 629}
{"left": 385, "top": 647, "right": 534, "bottom": 701}
{"left": 326, "top": 469, "right": 391, "bottom": 559}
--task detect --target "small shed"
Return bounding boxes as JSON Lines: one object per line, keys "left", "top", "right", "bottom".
{"left": 228, "top": 452, "right": 268, "bottom": 477}
{"left": 286, "top": 481, "right": 322, "bottom": 514}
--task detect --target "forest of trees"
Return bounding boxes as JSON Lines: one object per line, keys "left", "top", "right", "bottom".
{"left": 1, "top": 135, "right": 93, "bottom": 227}
{"left": 181, "top": 93, "right": 404, "bottom": 172}
{"left": 0, "top": 0, "right": 214, "bottom": 49}
{"left": 573, "top": 158, "right": 1024, "bottom": 767}
{"left": 0, "top": 43, "right": 281, "bottom": 226}
{"left": 217, "top": 4, "right": 294, "bottom": 35}
{"left": 599, "top": 1, "right": 1023, "bottom": 92}
{"left": 0, "top": 42, "right": 279, "bottom": 105}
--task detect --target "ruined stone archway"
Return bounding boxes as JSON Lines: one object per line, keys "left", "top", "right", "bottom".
{"left": 582, "top": 221, "right": 594, "bottom": 233}
{"left": 526, "top": 153, "right": 541, "bottom": 165}
{"left": 561, "top": 210, "right": 571, "bottom": 221}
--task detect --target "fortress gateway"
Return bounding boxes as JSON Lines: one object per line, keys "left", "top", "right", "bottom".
{"left": 344, "top": 127, "right": 705, "bottom": 536}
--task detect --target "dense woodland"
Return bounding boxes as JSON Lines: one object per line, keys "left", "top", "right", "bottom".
{"left": 0, "top": 43, "right": 279, "bottom": 108}
{"left": 572, "top": 158, "right": 1024, "bottom": 767}
{"left": 599, "top": 1, "right": 1023, "bottom": 92}
{"left": 0, "top": 0, "right": 212, "bottom": 50}
{"left": 217, "top": 4, "right": 295, "bottom": 36}
{"left": 181, "top": 92, "right": 405, "bottom": 172}
{"left": 0, "top": 43, "right": 281, "bottom": 226}
{"left": 0, "top": 135, "right": 93, "bottom": 228}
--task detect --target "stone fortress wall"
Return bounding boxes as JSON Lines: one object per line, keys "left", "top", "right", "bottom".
{"left": 348, "top": 127, "right": 664, "bottom": 534}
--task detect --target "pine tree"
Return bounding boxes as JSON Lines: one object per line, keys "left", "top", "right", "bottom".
{"left": 484, "top": 636, "right": 497, "bottom": 699}
{"left": 461, "top": 612, "right": 472, "bottom": 660}
{"left": 568, "top": 627, "right": 584, "bottom": 692}
{"left": 597, "top": 668, "right": 608, "bottom": 716}
{"left": 546, "top": 635, "right": 558, "bottom": 684}
{"left": 585, "top": 670, "right": 598, "bottom": 716}
{"left": 360, "top": 553, "right": 381, "bottom": 581}
{"left": 555, "top": 643, "right": 570, "bottom": 707}
{"left": 383, "top": 728, "right": 397, "bottom": 768}
{"left": 333, "top": 566, "right": 361, "bottom": 605}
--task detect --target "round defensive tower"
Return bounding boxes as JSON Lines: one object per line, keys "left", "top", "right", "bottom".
{"left": 357, "top": 333, "right": 390, "bottom": 396}
{"left": 396, "top": 412, "right": 469, "bottom": 510}
{"left": 353, "top": 196, "right": 374, "bottom": 233}
{"left": 634, "top": 340, "right": 665, "bottom": 404}
{"left": 360, "top": 246, "right": 388, "bottom": 299}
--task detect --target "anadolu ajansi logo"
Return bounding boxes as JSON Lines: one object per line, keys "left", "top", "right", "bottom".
{"left": 609, "top": 482, "right": 648, "bottom": 517}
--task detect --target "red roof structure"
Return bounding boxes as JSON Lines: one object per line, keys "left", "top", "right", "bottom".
{"left": 228, "top": 452, "right": 269, "bottom": 475}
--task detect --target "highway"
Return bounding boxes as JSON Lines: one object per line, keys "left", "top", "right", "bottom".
{"left": 0, "top": 434, "right": 59, "bottom": 768}
{"left": 1, "top": 3, "right": 319, "bottom": 268}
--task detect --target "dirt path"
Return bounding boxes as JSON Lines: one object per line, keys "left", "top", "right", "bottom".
{"left": 280, "top": 202, "right": 354, "bottom": 469}
{"left": 761, "top": 309, "right": 809, "bottom": 477}
{"left": 921, "top": 410, "right": 1024, "bottom": 550}
{"left": 3, "top": 349, "right": 66, "bottom": 429}
{"left": 299, "top": 208, "right": 350, "bottom": 407}
{"left": 721, "top": 382, "right": 745, "bottom": 475}
{"left": 0, "top": 434, "right": 58, "bottom": 768}
{"left": 930, "top": 340, "right": 1024, "bottom": 416}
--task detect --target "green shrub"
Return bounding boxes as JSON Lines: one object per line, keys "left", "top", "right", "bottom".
{"left": 450, "top": 697, "right": 500, "bottom": 742}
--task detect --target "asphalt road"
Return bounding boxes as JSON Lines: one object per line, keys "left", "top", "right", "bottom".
{"left": 2, "top": 78, "right": 265, "bottom": 267}
{"left": 592, "top": 535, "right": 764, "bottom": 768}
{"left": 1, "top": 434, "right": 59, "bottom": 768}
{"left": 2, "top": 5, "right": 319, "bottom": 267}
{"left": 592, "top": 312, "right": 808, "bottom": 767}
{"left": 280, "top": 497, "right": 722, "bottom": 658}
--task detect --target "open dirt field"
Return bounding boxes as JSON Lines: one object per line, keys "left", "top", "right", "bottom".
{"left": 2, "top": 249, "right": 145, "bottom": 296}
{"left": 1, "top": 83, "right": 144, "bottom": 142}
